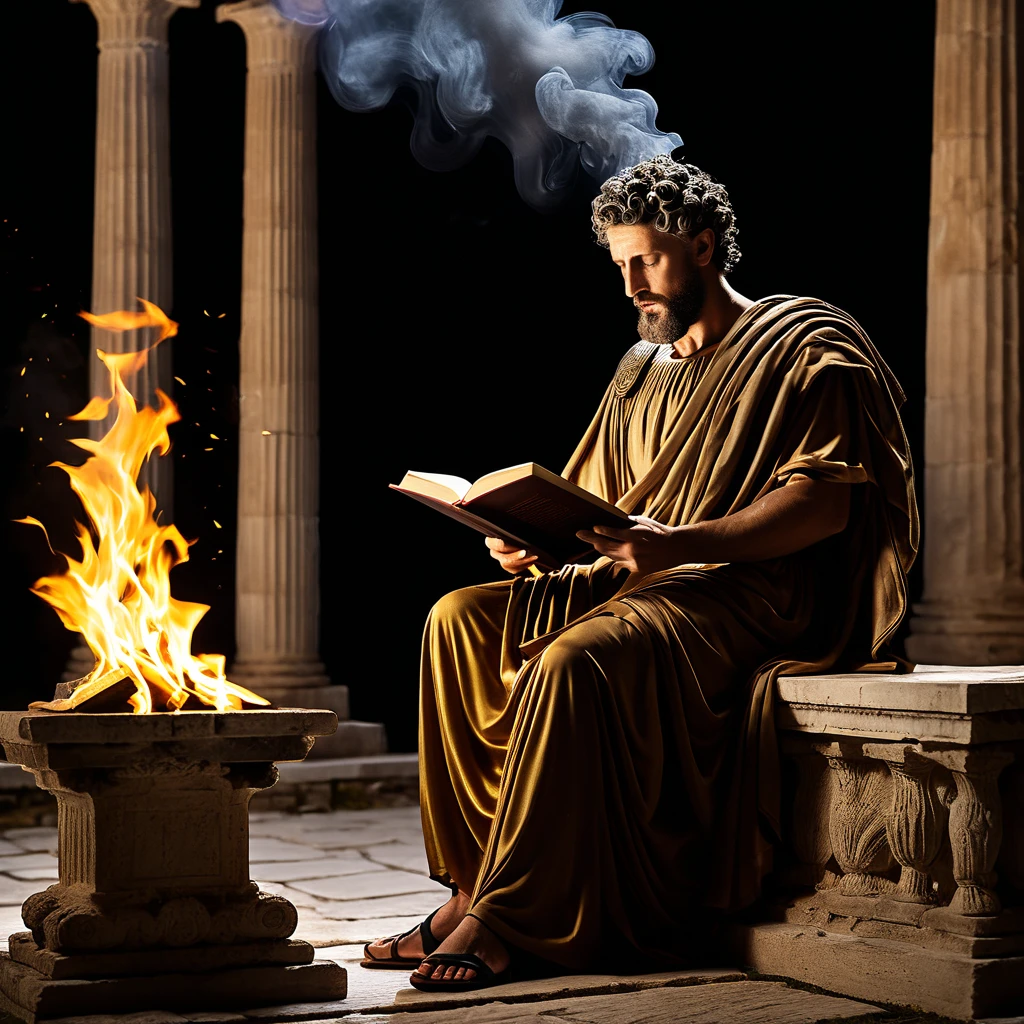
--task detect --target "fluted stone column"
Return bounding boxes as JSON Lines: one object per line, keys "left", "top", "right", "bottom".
{"left": 218, "top": 1, "right": 378, "bottom": 756}
{"left": 64, "top": 0, "right": 194, "bottom": 682}
{"left": 74, "top": 0, "right": 192, "bottom": 501}
{"left": 905, "top": 0, "right": 1024, "bottom": 663}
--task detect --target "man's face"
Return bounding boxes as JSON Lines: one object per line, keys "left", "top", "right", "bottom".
{"left": 605, "top": 222, "right": 706, "bottom": 345}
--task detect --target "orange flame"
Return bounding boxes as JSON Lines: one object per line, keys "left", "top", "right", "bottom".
{"left": 18, "top": 300, "right": 268, "bottom": 714}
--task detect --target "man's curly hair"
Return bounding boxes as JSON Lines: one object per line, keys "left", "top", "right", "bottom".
{"left": 591, "top": 154, "right": 741, "bottom": 274}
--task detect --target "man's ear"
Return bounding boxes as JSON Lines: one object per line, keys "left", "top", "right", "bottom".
{"left": 693, "top": 228, "right": 716, "bottom": 268}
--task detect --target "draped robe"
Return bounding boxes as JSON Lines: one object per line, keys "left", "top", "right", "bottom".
{"left": 418, "top": 295, "right": 919, "bottom": 972}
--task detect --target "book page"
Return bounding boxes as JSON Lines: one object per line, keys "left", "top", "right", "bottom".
{"left": 464, "top": 462, "right": 535, "bottom": 501}
{"left": 465, "top": 462, "right": 623, "bottom": 517}
{"left": 397, "top": 471, "right": 473, "bottom": 504}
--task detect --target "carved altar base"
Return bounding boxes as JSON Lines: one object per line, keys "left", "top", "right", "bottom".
{"left": 734, "top": 665, "right": 1024, "bottom": 1020}
{"left": 0, "top": 708, "right": 347, "bottom": 1023}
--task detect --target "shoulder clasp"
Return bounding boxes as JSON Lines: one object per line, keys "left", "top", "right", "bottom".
{"left": 612, "top": 342, "right": 659, "bottom": 399}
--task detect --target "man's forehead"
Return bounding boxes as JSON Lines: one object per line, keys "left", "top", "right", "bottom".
{"left": 606, "top": 223, "right": 686, "bottom": 259}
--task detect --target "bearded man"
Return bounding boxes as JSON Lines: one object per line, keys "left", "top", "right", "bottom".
{"left": 363, "top": 154, "right": 918, "bottom": 991}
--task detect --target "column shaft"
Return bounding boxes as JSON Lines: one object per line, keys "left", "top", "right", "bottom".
{"left": 906, "top": 0, "right": 1024, "bottom": 662}
{"left": 218, "top": 0, "right": 327, "bottom": 690}
{"left": 76, "top": 0, "right": 194, "bottom": 506}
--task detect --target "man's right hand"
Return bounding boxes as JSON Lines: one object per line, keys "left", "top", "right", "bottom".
{"left": 485, "top": 536, "right": 539, "bottom": 575}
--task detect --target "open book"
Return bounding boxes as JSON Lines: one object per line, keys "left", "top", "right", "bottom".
{"left": 389, "top": 463, "right": 632, "bottom": 569}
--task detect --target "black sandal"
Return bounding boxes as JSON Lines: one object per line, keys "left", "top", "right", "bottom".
{"left": 361, "top": 907, "right": 442, "bottom": 969}
{"left": 409, "top": 951, "right": 512, "bottom": 991}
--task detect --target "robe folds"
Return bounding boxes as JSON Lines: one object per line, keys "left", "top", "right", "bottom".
{"left": 418, "top": 295, "right": 919, "bottom": 972}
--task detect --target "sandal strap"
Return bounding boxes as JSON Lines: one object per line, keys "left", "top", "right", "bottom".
{"left": 362, "top": 920, "right": 420, "bottom": 962}
{"left": 418, "top": 952, "right": 497, "bottom": 981}
{"left": 364, "top": 904, "right": 446, "bottom": 962}
{"left": 419, "top": 907, "right": 441, "bottom": 956}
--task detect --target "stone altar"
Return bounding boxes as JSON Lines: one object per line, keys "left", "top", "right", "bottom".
{"left": 0, "top": 708, "right": 347, "bottom": 1023}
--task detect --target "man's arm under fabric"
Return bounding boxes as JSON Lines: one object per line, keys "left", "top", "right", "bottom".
{"left": 576, "top": 474, "right": 851, "bottom": 577}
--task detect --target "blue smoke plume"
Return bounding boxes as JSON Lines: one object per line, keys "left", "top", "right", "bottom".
{"left": 273, "top": 0, "right": 683, "bottom": 210}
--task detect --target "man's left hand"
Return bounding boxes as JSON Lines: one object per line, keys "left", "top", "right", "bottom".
{"left": 576, "top": 516, "right": 683, "bottom": 576}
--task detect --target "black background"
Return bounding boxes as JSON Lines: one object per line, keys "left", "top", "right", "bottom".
{"left": 1, "top": 1, "right": 935, "bottom": 752}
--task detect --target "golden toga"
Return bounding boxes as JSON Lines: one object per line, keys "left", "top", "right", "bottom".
{"left": 418, "top": 295, "right": 918, "bottom": 971}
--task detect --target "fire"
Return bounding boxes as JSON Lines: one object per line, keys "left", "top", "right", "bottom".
{"left": 17, "top": 299, "right": 269, "bottom": 715}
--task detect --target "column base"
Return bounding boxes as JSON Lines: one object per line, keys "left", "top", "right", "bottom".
{"left": 228, "top": 658, "right": 331, "bottom": 690}
{"left": 305, "top": 719, "right": 387, "bottom": 759}
{"left": 905, "top": 602, "right": 1024, "bottom": 664}
{"left": 731, "top": 920, "right": 1023, "bottom": 1020}
{"left": 257, "top": 683, "right": 350, "bottom": 721}
{"left": 7, "top": 932, "right": 316, "bottom": 979}
{"left": 0, "top": 947, "right": 346, "bottom": 1023}
{"left": 243, "top": 683, "right": 387, "bottom": 760}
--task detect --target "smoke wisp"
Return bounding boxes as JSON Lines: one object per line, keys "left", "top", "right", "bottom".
{"left": 274, "top": 0, "right": 682, "bottom": 209}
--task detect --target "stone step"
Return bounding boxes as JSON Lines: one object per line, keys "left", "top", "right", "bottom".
{"left": 277, "top": 753, "right": 418, "bottom": 784}
{"left": 376, "top": 975, "right": 883, "bottom": 1022}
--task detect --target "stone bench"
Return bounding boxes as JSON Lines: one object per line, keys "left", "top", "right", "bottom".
{"left": 733, "top": 664, "right": 1024, "bottom": 1020}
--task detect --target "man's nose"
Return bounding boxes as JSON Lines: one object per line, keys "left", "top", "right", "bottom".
{"left": 623, "top": 263, "right": 646, "bottom": 297}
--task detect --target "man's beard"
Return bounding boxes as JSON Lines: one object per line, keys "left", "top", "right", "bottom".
{"left": 635, "top": 275, "right": 706, "bottom": 345}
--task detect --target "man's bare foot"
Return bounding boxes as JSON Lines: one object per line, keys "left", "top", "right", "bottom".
{"left": 412, "top": 914, "right": 509, "bottom": 983}
{"left": 364, "top": 890, "right": 468, "bottom": 961}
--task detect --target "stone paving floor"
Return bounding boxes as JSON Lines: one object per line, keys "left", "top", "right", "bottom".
{"left": 0, "top": 808, "right": 963, "bottom": 1023}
